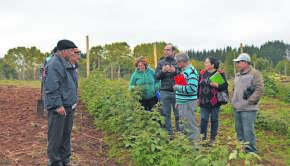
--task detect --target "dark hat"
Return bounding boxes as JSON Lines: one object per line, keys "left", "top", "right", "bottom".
{"left": 52, "top": 46, "right": 58, "bottom": 53}
{"left": 57, "top": 39, "right": 77, "bottom": 51}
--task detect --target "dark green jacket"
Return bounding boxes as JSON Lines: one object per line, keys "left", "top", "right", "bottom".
{"left": 44, "top": 54, "right": 77, "bottom": 110}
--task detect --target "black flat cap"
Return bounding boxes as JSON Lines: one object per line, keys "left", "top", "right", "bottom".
{"left": 52, "top": 46, "right": 58, "bottom": 53}
{"left": 57, "top": 39, "right": 77, "bottom": 51}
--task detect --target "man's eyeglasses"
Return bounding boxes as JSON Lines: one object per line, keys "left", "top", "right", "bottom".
{"left": 74, "top": 51, "right": 81, "bottom": 55}
{"left": 235, "top": 60, "right": 246, "bottom": 64}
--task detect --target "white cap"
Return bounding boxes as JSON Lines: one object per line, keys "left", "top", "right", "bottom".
{"left": 233, "top": 53, "right": 251, "bottom": 62}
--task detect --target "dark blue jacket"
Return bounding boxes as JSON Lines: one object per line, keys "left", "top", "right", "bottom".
{"left": 44, "top": 54, "right": 77, "bottom": 110}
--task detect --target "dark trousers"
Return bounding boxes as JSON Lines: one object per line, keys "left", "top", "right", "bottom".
{"left": 47, "top": 106, "right": 74, "bottom": 166}
{"left": 140, "top": 96, "right": 158, "bottom": 111}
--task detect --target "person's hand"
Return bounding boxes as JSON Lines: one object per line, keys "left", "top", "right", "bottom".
{"left": 197, "top": 99, "right": 200, "bottom": 106}
{"left": 56, "top": 106, "right": 66, "bottom": 116}
{"left": 162, "top": 66, "right": 167, "bottom": 72}
{"left": 173, "top": 85, "right": 178, "bottom": 91}
{"left": 170, "top": 66, "right": 176, "bottom": 73}
{"left": 210, "top": 82, "right": 219, "bottom": 88}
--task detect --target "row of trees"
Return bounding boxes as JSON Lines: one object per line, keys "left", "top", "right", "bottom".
{"left": 0, "top": 40, "right": 289, "bottom": 80}
{"left": 187, "top": 41, "right": 289, "bottom": 65}
{"left": 187, "top": 40, "right": 290, "bottom": 78}
{"left": 0, "top": 47, "right": 46, "bottom": 80}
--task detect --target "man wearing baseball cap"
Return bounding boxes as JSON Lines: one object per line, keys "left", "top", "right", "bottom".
{"left": 232, "top": 53, "right": 264, "bottom": 153}
{"left": 45, "top": 39, "right": 78, "bottom": 166}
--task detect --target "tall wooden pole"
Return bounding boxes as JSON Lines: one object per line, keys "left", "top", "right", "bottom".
{"left": 240, "top": 43, "right": 244, "bottom": 53}
{"left": 86, "top": 35, "right": 90, "bottom": 78}
{"left": 153, "top": 43, "right": 157, "bottom": 68}
{"left": 285, "top": 62, "right": 287, "bottom": 76}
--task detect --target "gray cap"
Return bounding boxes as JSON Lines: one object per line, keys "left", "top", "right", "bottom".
{"left": 233, "top": 53, "right": 251, "bottom": 62}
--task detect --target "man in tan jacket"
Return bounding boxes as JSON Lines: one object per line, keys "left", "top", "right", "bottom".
{"left": 232, "top": 53, "right": 264, "bottom": 153}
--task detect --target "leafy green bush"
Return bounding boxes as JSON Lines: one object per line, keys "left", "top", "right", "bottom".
{"left": 80, "top": 71, "right": 231, "bottom": 165}
{"left": 256, "top": 110, "right": 289, "bottom": 136}
{"left": 262, "top": 74, "right": 279, "bottom": 97}
{"left": 276, "top": 82, "right": 290, "bottom": 103}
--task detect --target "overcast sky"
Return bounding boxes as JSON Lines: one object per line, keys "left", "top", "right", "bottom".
{"left": 1, "top": 0, "right": 290, "bottom": 57}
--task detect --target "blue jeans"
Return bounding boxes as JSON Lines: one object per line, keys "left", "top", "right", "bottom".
{"left": 160, "top": 91, "right": 180, "bottom": 135}
{"left": 200, "top": 106, "right": 220, "bottom": 140}
{"left": 234, "top": 110, "right": 257, "bottom": 152}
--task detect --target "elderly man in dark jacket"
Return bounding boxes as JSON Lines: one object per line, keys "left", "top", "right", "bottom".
{"left": 155, "top": 44, "right": 180, "bottom": 136}
{"left": 45, "top": 39, "right": 78, "bottom": 166}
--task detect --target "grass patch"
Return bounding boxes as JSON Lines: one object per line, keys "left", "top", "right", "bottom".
{"left": 0, "top": 80, "right": 41, "bottom": 88}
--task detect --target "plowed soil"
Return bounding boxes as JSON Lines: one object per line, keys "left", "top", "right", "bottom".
{"left": 0, "top": 85, "right": 116, "bottom": 166}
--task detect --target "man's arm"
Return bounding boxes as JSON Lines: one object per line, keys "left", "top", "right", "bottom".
{"left": 248, "top": 71, "right": 264, "bottom": 105}
{"left": 155, "top": 62, "right": 165, "bottom": 80}
{"left": 176, "top": 73, "right": 199, "bottom": 94}
{"left": 45, "top": 62, "right": 64, "bottom": 110}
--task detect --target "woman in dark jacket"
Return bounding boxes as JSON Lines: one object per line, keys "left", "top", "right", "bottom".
{"left": 197, "top": 57, "right": 228, "bottom": 146}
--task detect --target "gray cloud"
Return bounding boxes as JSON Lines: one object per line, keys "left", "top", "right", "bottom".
{"left": 0, "top": 0, "right": 289, "bottom": 57}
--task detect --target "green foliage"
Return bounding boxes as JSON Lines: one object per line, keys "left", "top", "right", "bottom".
{"left": 277, "top": 83, "right": 290, "bottom": 103}
{"left": 89, "top": 45, "right": 104, "bottom": 70}
{"left": 133, "top": 42, "right": 168, "bottom": 67}
{"left": 80, "top": 71, "right": 233, "bottom": 165}
{"left": 191, "top": 59, "right": 204, "bottom": 72}
{"left": 0, "top": 59, "right": 17, "bottom": 79}
{"left": 259, "top": 41, "right": 288, "bottom": 65}
{"left": 187, "top": 40, "right": 289, "bottom": 68}
{"left": 275, "top": 60, "right": 290, "bottom": 76}
{"left": 0, "top": 46, "right": 45, "bottom": 80}
{"left": 256, "top": 110, "right": 289, "bottom": 136}
{"left": 255, "top": 57, "right": 271, "bottom": 71}
{"left": 262, "top": 73, "right": 279, "bottom": 97}
{"left": 224, "top": 50, "right": 236, "bottom": 78}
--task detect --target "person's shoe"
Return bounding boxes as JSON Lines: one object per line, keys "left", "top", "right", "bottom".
{"left": 244, "top": 145, "right": 257, "bottom": 154}
{"left": 168, "top": 134, "right": 174, "bottom": 140}
{"left": 176, "top": 131, "right": 183, "bottom": 136}
{"left": 200, "top": 139, "right": 207, "bottom": 146}
{"left": 209, "top": 138, "right": 216, "bottom": 147}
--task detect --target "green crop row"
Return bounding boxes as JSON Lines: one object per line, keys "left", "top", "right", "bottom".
{"left": 80, "top": 71, "right": 264, "bottom": 166}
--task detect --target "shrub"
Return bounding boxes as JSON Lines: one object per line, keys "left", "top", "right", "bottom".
{"left": 80, "top": 71, "right": 231, "bottom": 165}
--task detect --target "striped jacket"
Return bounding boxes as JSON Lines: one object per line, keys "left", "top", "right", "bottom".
{"left": 175, "top": 64, "right": 199, "bottom": 104}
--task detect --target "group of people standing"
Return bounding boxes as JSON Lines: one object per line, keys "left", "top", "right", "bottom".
{"left": 43, "top": 40, "right": 264, "bottom": 166}
{"left": 129, "top": 44, "right": 264, "bottom": 153}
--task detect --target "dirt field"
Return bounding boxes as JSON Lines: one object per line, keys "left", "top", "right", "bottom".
{"left": 0, "top": 85, "right": 116, "bottom": 166}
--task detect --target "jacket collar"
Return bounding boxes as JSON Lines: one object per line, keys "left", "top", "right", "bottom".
{"left": 55, "top": 54, "right": 73, "bottom": 69}
{"left": 241, "top": 67, "right": 252, "bottom": 75}
{"left": 164, "top": 55, "right": 175, "bottom": 61}
{"left": 237, "top": 67, "right": 252, "bottom": 76}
